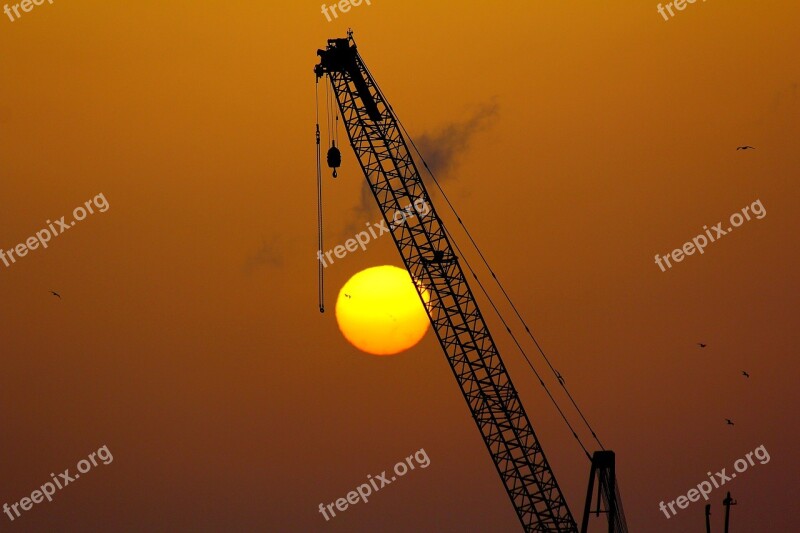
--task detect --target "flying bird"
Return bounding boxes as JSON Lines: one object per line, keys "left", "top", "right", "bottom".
{"left": 736, "top": 146, "right": 755, "bottom": 150}
{"left": 697, "top": 343, "right": 707, "bottom": 348}
{"left": 742, "top": 371, "right": 750, "bottom": 378}
{"left": 344, "top": 294, "right": 351, "bottom": 299}
{"left": 50, "top": 290, "right": 61, "bottom": 299}
{"left": 725, "top": 419, "right": 735, "bottom": 426}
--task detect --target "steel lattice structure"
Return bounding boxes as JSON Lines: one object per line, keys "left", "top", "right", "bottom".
{"left": 315, "top": 36, "right": 578, "bottom": 533}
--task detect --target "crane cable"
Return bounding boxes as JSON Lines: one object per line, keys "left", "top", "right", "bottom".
{"left": 315, "top": 73, "right": 344, "bottom": 312}
{"left": 444, "top": 230, "right": 591, "bottom": 459}
{"left": 332, "top": 82, "right": 340, "bottom": 147}
{"left": 326, "top": 76, "right": 339, "bottom": 148}
{"left": 416, "top": 138, "right": 604, "bottom": 452}
{"left": 358, "top": 56, "right": 604, "bottom": 454}
{"left": 326, "top": 77, "right": 332, "bottom": 141}
{"left": 415, "top": 136, "right": 604, "bottom": 452}
{"left": 315, "top": 77, "right": 325, "bottom": 313}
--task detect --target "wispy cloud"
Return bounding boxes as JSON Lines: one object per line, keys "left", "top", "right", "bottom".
{"left": 244, "top": 235, "right": 283, "bottom": 273}
{"left": 346, "top": 100, "right": 499, "bottom": 225}
{"left": 415, "top": 99, "right": 499, "bottom": 179}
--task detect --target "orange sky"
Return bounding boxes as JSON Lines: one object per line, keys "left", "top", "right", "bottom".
{"left": 1, "top": 1, "right": 798, "bottom": 531}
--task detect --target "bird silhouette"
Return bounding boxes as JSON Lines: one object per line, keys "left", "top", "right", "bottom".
{"left": 344, "top": 294, "right": 351, "bottom": 299}
{"left": 742, "top": 371, "right": 750, "bottom": 378}
{"left": 725, "top": 419, "right": 735, "bottom": 426}
{"left": 736, "top": 146, "right": 755, "bottom": 150}
{"left": 50, "top": 290, "right": 61, "bottom": 299}
{"left": 697, "top": 343, "right": 707, "bottom": 348}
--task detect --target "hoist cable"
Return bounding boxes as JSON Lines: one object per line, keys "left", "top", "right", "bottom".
{"left": 360, "top": 56, "right": 604, "bottom": 452}
{"left": 315, "top": 77, "right": 324, "bottom": 313}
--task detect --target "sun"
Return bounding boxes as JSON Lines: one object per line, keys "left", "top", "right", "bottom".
{"left": 335, "top": 265, "right": 431, "bottom": 356}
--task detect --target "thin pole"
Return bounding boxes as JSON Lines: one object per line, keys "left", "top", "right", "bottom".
{"left": 723, "top": 492, "right": 736, "bottom": 533}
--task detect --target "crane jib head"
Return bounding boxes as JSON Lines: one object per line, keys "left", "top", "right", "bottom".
{"left": 314, "top": 37, "right": 383, "bottom": 122}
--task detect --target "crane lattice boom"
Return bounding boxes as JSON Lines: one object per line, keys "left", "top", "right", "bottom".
{"left": 315, "top": 36, "right": 578, "bottom": 533}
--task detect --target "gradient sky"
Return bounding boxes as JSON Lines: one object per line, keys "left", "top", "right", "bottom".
{"left": 1, "top": 1, "right": 798, "bottom": 532}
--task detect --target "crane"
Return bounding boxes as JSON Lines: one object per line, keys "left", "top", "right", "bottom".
{"left": 314, "top": 32, "right": 626, "bottom": 533}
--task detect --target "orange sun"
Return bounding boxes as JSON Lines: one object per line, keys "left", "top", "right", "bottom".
{"left": 335, "top": 265, "right": 431, "bottom": 355}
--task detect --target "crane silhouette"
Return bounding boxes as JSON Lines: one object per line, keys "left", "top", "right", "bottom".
{"left": 314, "top": 33, "right": 625, "bottom": 532}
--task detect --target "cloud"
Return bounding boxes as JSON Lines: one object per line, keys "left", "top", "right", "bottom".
{"left": 244, "top": 235, "right": 283, "bottom": 273}
{"left": 768, "top": 81, "right": 798, "bottom": 112}
{"left": 747, "top": 81, "right": 799, "bottom": 131}
{"left": 346, "top": 100, "right": 499, "bottom": 225}
{"left": 415, "top": 100, "right": 499, "bottom": 178}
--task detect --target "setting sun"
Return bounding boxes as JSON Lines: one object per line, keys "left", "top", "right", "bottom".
{"left": 335, "top": 265, "right": 431, "bottom": 356}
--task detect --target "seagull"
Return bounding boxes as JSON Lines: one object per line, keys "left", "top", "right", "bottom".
{"left": 50, "top": 290, "right": 61, "bottom": 299}
{"left": 742, "top": 371, "right": 750, "bottom": 378}
{"left": 736, "top": 146, "right": 756, "bottom": 150}
{"left": 725, "top": 419, "right": 735, "bottom": 426}
{"left": 697, "top": 343, "right": 707, "bottom": 348}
